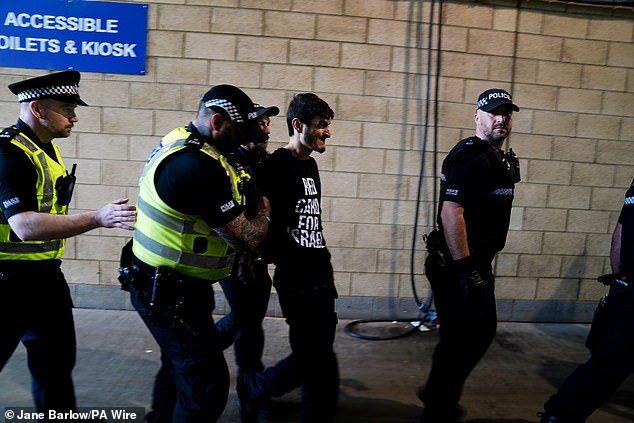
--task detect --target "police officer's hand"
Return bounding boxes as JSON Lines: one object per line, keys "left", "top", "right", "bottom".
{"left": 95, "top": 198, "right": 136, "bottom": 231}
{"left": 458, "top": 270, "right": 486, "bottom": 303}
{"left": 258, "top": 196, "right": 270, "bottom": 220}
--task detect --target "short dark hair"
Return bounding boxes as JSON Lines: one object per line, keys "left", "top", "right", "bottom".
{"left": 286, "top": 93, "right": 334, "bottom": 136}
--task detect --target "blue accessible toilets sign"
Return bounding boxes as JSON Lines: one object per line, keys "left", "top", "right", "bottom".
{"left": 0, "top": 0, "right": 148, "bottom": 75}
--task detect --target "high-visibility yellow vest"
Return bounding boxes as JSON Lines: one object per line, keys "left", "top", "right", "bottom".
{"left": 132, "top": 127, "right": 247, "bottom": 281}
{"left": 0, "top": 132, "right": 68, "bottom": 260}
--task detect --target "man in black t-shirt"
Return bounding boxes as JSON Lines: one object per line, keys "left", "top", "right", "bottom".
{"left": 419, "top": 89, "right": 521, "bottom": 423}
{"left": 238, "top": 93, "right": 338, "bottom": 423}
{"left": 539, "top": 178, "right": 634, "bottom": 423}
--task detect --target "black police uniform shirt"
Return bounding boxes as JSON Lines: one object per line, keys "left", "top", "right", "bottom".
{"left": 0, "top": 120, "right": 60, "bottom": 221}
{"left": 438, "top": 137, "right": 516, "bottom": 255}
{"left": 254, "top": 147, "right": 330, "bottom": 265}
{"left": 618, "top": 178, "right": 634, "bottom": 276}
{"left": 232, "top": 144, "right": 268, "bottom": 176}
{"left": 226, "top": 145, "right": 266, "bottom": 220}
{"left": 153, "top": 127, "right": 244, "bottom": 228}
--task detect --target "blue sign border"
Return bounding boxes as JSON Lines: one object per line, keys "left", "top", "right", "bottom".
{"left": 0, "top": 0, "right": 148, "bottom": 75}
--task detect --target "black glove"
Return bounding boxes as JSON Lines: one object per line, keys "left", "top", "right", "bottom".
{"left": 453, "top": 256, "right": 486, "bottom": 311}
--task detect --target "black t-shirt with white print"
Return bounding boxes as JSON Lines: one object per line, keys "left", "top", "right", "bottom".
{"left": 254, "top": 147, "right": 330, "bottom": 266}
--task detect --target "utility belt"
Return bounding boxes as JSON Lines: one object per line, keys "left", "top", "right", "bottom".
{"left": 0, "top": 259, "right": 63, "bottom": 283}
{"left": 122, "top": 255, "right": 214, "bottom": 294}
{"left": 423, "top": 229, "right": 451, "bottom": 271}
{"left": 118, "top": 245, "right": 214, "bottom": 335}
{"left": 423, "top": 228, "right": 496, "bottom": 272}
{"left": 597, "top": 273, "right": 634, "bottom": 305}
{"left": 118, "top": 240, "right": 213, "bottom": 292}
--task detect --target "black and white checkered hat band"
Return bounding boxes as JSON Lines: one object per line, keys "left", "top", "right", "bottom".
{"left": 204, "top": 98, "right": 244, "bottom": 123}
{"left": 16, "top": 84, "right": 80, "bottom": 102}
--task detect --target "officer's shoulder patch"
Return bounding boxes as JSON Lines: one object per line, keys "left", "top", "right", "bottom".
{"left": 461, "top": 136, "right": 485, "bottom": 149}
{"left": 0, "top": 126, "right": 19, "bottom": 143}
{"left": 447, "top": 137, "right": 484, "bottom": 159}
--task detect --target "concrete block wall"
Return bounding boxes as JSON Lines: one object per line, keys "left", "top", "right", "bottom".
{"left": 0, "top": 0, "right": 632, "bottom": 322}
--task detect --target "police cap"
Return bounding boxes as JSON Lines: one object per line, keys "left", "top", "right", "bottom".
{"left": 201, "top": 84, "right": 267, "bottom": 144}
{"left": 8, "top": 70, "right": 88, "bottom": 106}
{"left": 253, "top": 103, "right": 280, "bottom": 118}
{"left": 476, "top": 88, "right": 519, "bottom": 113}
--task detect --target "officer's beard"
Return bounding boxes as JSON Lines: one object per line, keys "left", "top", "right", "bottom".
{"left": 482, "top": 125, "right": 509, "bottom": 146}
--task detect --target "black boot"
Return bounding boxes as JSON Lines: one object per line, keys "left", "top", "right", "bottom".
{"left": 420, "top": 404, "right": 464, "bottom": 423}
{"left": 417, "top": 386, "right": 464, "bottom": 423}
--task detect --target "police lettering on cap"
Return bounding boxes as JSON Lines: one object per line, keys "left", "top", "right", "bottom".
{"left": 8, "top": 70, "right": 88, "bottom": 106}
{"left": 253, "top": 103, "right": 280, "bottom": 118}
{"left": 476, "top": 88, "right": 519, "bottom": 113}
{"left": 200, "top": 84, "right": 267, "bottom": 144}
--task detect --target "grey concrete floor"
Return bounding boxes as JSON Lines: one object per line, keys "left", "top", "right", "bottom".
{"left": 1, "top": 309, "right": 633, "bottom": 422}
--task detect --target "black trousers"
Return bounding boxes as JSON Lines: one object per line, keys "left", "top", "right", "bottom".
{"left": 253, "top": 260, "right": 339, "bottom": 423}
{"left": 129, "top": 262, "right": 229, "bottom": 423}
{"left": 216, "top": 259, "right": 273, "bottom": 372}
{"left": 421, "top": 253, "right": 498, "bottom": 411}
{"left": 543, "top": 283, "right": 634, "bottom": 422}
{"left": 0, "top": 261, "right": 76, "bottom": 415}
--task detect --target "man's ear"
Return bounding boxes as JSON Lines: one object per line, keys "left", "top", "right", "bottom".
{"left": 473, "top": 111, "right": 480, "bottom": 125}
{"left": 29, "top": 100, "right": 44, "bottom": 119}
{"left": 210, "top": 112, "right": 225, "bottom": 132}
{"left": 292, "top": 117, "right": 303, "bottom": 135}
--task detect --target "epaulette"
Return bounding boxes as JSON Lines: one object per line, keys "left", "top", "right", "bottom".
{"left": 444, "top": 136, "right": 486, "bottom": 164}
{"left": 184, "top": 131, "right": 205, "bottom": 150}
{"left": 0, "top": 126, "right": 19, "bottom": 143}
{"left": 459, "top": 136, "right": 486, "bottom": 150}
{"left": 182, "top": 122, "right": 205, "bottom": 150}
{"left": 225, "top": 151, "right": 248, "bottom": 174}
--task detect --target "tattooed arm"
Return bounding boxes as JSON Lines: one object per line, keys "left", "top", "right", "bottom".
{"left": 213, "top": 196, "right": 270, "bottom": 253}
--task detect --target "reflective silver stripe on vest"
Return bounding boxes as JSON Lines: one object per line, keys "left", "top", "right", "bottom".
{"left": 137, "top": 196, "right": 199, "bottom": 234}
{"left": 0, "top": 239, "right": 62, "bottom": 254}
{"left": 134, "top": 228, "right": 233, "bottom": 269}
{"left": 13, "top": 134, "right": 55, "bottom": 213}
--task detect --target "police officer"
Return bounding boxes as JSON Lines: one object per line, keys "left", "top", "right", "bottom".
{"left": 418, "top": 89, "right": 521, "bottom": 422}
{"left": 0, "top": 71, "right": 136, "bottom": 415}
{"left": 126, "top": 84, "right": 270, "bottom": 423}
{"left": 539, "top": 178, "right": 634, "bottom": 422}
{"left": 216, "top": 103, "right": 279, "bottom": 422}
